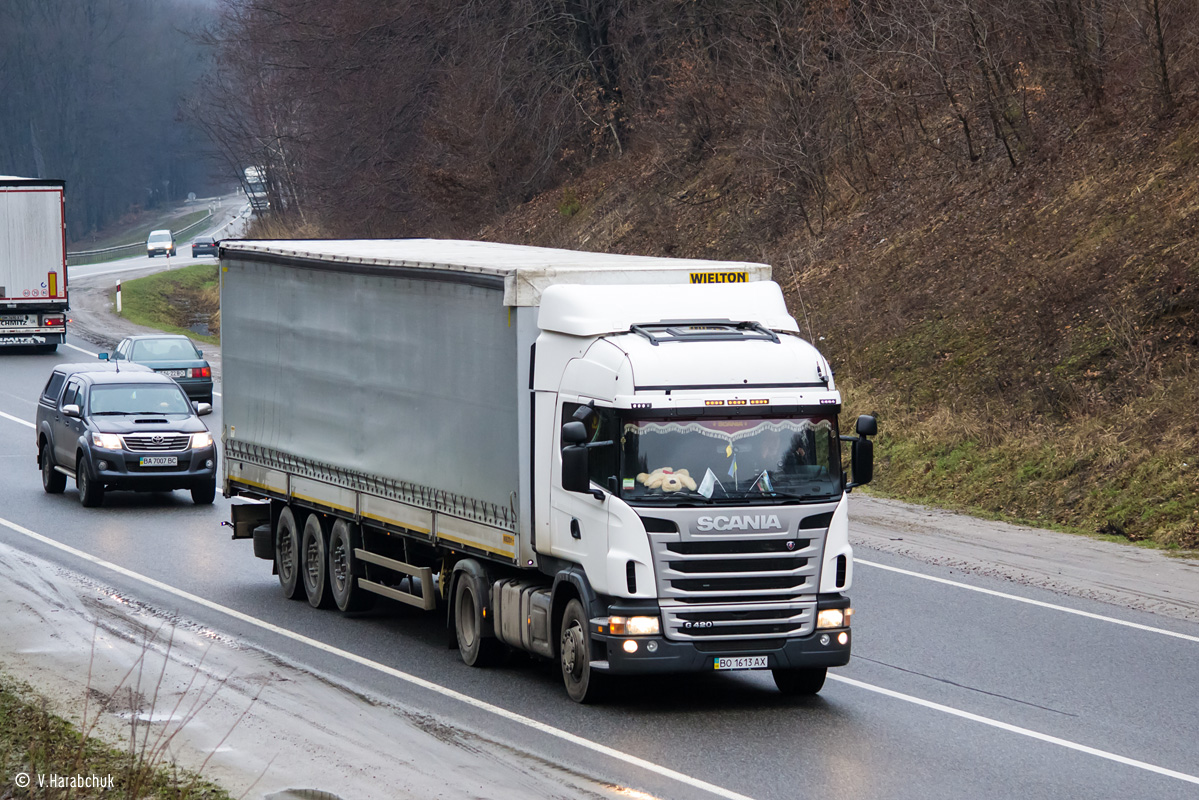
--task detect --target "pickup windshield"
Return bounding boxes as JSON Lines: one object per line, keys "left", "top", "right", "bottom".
{"left": 89, "top": 385, "right": 192, "bottom": 415}
{"left": 619, "top": 415, "right": 842, "bottom": 503}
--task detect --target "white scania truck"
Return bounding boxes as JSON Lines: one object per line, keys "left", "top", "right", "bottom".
{"left": 220, "top": 239, "right": 876, "bottom": 702}
{"left": 0, "top": 176, "right": 68, "bottom": 351}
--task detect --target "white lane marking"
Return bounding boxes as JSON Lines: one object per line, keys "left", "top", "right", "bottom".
{"left": 856, "top": 559, "right": 1199, "bottom": 645}
{"left": 61, "top": 343, "right": 221, "bottom": 398}
{"left": 829, "top": 675, "right": 1199, "bottom": 786}
{"left": 0, "top": 410, "right": 34, "bottom": 429}
{"left": 0, "top": 514, "right": 752, "bottom": 800}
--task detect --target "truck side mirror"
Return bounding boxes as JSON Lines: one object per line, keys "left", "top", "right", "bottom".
{"left": 562, "top": 420, "right": 588, "bottom": 445}
{"left": 856, "top": 415, "right": 877, "bottom": 437}
{"left": 561, "top": 421, "right": 603, "bottom": 499}
{"left": 851, "top": 437, "right": 874, "bottom": 487}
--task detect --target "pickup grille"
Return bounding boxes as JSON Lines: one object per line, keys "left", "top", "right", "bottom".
{"left": 123, "top": 434, "right": 190, "bottom": 452}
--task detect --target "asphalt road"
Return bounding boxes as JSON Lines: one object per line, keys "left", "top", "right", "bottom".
{"left": 0, "top": 250, "right": 1197, "bottom": 800}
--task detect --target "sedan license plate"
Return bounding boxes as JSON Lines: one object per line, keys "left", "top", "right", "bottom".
{"left": 159, "top": 369, "right": 187, "bottom": 378}
{"left": 139, "top": 456, "right": 178, "bottom": 467}
{"left": 714, "top": 655, "right": 769, "bottom": 671}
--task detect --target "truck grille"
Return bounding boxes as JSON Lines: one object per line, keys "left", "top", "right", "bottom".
{"left": 649, "top": 530, "right": 822, "bottom": 640}
{"left": 123, "top": 434, "right": 190, "bottom": 452}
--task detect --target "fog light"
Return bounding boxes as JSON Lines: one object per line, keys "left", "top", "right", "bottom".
{"left": 819, "top": 633, "right": 830, "bottom": 646}
{"left": 622, "top": 639, "right": 638, "bottom": 654}
{"left": 837, "top": 632, "right": 849, "bottom": 646}
{"left": 646, "top": 641, "right": 658, "bottom": 653}
{"left": 205, "top": 459, "right": 214, "bottom": 469}
{"left": 96, "top": 460, "right": 108, "bottom": 471}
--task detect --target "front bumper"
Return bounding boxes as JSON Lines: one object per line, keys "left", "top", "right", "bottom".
{"left": 592, "top": 595, "right": 853, "bottom": 675}
{"left": 89, "top": 445, "right": 217, "bottom": 491}
{"left": 594, "top": 627, "right": 851, "bottom": 675}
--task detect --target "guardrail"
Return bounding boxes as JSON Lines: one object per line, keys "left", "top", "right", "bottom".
{"left": 66, "top": 209, "right": 214, "bottom": 266}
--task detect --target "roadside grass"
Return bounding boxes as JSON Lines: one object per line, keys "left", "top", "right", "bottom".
{"left": 0, "top": 671, "right": 232, "bottom": 800}
{"left": 116, "top": 264, "right": 220, "bottom": 346}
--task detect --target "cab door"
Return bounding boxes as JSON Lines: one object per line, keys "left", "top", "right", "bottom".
{"left": 547, "top": 399, "right": 617, "bottom": 579}
{"left": 54, "top": 379, "right": 85, "bottom": 469}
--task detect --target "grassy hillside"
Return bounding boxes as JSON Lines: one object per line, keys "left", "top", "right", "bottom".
{"left": 478, "top": 117, "right": 1199, "bottom": 551}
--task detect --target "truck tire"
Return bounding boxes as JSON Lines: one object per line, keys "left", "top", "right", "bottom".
{"left": 328, "top": 520, "right": 374, "bottom": 613}
{"left": 301, "top": 514, "right": 334, "bottom": 609}
{"left": 454, "top": 574, "right": 503, "bottom": 667}
{"left": 191, "top": 479, "right": 216, "bottom": 505}
{"left": 772, "top": 667, "right": 827, "bottom": 696}
{"left": 41, "top": 446, "right": 66, "bottom": 494}
{"left": 77, "top": 458, "right": 104, "bottom": 508}
{"left": 560, "top": 598, "right": 606, "bottom": 703}
{"left": 275, "top": 507, "right": 305, "bottom": 600}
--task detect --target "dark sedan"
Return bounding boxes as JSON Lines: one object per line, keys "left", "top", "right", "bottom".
{"left": 192, "top": 235, "right": 219, "bottom": 258}
{"left": 102, "top": 334, "right": 213, "bottom": 403}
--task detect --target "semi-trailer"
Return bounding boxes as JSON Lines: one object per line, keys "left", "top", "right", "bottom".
{"left": 0, "top": 176, "right": 68, "bottom": 351}
{"left": 220, "top": 239, "right": 876, "bottom": 702}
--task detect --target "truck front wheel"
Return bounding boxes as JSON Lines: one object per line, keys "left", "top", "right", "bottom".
{"left": 301, "top": 514, "right": 334, "bottom": 609}
{"left": 454, "top": 574, "right": 502, "bottom": 667}
{"left": 772, "top": 667, "right": 827, "bottom": 696}
{"left": 560, "top": 598, "right": 606, "bottom": 703}
{"left": 275, "top": 507, "right": 305, "bottom": 600}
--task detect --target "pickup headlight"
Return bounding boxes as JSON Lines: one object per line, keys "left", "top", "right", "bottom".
{"left": 816, "top": 608, "right": 852, "bottom": 629}
{"left": 608, "top": 616, "right": 660, "bottom": 636}
{"left": 91, "top": 432, "right": 122, "bottom": 449}
{"left": 190, "top": 432, "right": 213, "bottom": 449}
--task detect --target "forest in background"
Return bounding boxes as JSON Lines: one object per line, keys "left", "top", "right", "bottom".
{"left": 0, "top": 0, "right": 219, "bottom": 242}
{"left": 185, "top": 0, "right": 1199, "bottom": 546}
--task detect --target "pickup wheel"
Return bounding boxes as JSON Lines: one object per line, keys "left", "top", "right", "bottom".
{"left": 191, "top": 480, "right": 216, "bottom": 505}
{"left": 41, "top": 446, "right": 66, "bottom": 494}
{"left": 301, "top": 514, "right": 334, "bottom": 609}
{"left": 454, "top": 573, "right": 502, "bottom": 667}
{"left": 560, "top": 598, "right": 606, "bottom": 703}
{"left": 275, "top": 507, "right": 305, "bottom": 600}
{"left": 76, "top": 458, "right": 104, "bottom": 508}
{"left": 772, "top": 667, "right": 827, "bottom": 696}
{"left": 328, "top": 520, "right": 374, "bottom": 613}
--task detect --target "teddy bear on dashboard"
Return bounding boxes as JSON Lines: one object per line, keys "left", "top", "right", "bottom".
{"left": 636, "top": 467, "right": 697, "bottom": 493}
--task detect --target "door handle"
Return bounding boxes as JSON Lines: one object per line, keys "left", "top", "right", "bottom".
{"left": 570, "top": 518, "right": 582, "bottom": 539}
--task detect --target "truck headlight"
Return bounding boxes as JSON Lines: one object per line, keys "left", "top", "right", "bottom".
{"left": 91, "top": 432, "right": 122, "bottom": 449}
{"left": 191, "top": 432, "right": 213, "bottom": 449}
{"left": 608, "top": 616, "right": 660, "bottom": 636}
{"left": 816, "top": 608, "right": 852, "bottom": 629}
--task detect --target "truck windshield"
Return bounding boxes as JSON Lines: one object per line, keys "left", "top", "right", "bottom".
{"left": 620, "top": 415, "right": 842, "bottom": 503}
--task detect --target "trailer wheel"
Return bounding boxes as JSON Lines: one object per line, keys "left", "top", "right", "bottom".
{"left": 772, "top": 667, "right": 827, "bottom": 696}
{"left": 275, "top": 507, "right": 305, "bottom": 600}
{"left": 328, "top": 520, "right": 374, "bottom": 613}
{"left": 560, "top": 598, "right": 606, "bottom": 703}
{"left": 41, "top": 445, "right": 66, "bottom": 494}
{"left": 301, "top": 514, "right": 334, "bottom": 609}
{"left": 454, "top": 574, "right": 502, "bottom": 667}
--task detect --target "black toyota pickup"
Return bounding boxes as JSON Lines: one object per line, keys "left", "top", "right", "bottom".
{"left": 36, "top": 362, "right": 217, "bottom": 507}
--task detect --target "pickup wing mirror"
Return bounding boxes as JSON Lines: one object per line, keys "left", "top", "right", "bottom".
{"left": 62, "top": 404, "right": 81, "bottom": 418}
{"left": 193, "top": 402, "right": 213, "bottom": 417}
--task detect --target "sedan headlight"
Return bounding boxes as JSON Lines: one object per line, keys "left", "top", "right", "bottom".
{"left": 816, "top": 608, "right": 852, "bottom": 629}
{"left": 91, "top": 432, "right": 122, "bottom": 449}
{"left": 190, "top": 432, "right": 213, "bottom": 449}
{"left": 608, "top": 616, "right": 660, "bottom": 636}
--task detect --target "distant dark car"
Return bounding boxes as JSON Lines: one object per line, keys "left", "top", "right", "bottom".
{"left": 191, "top": 235, "right": 218, "bottom": 258}
{"left": 102, "top": 334, "right": 213, "bottom": 403}
{"left": 35, "top": 363, "right": 217, "bottom": 507}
